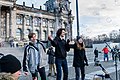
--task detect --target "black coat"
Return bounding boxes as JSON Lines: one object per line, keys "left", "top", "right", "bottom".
{"left": 47, "top": 48, "right": 55, "bottom": 64}
{"left": 94, "top": 49, "right": 98, "bottom": 57}
{"left": 72, "top": 43, "right": 88, "bottom": 67}
{"left": 50, "top": 37, "right": 70, "bottom": 59}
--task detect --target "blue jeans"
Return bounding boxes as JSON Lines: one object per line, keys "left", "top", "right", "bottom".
{"left": 55, "top": 58, "right": 68, "bottom": 80}
{"left": 75, "top": 67, "right": 85, "bottom": 80}
{"left": 104, "top": 54, "right": 109, "bottom": 61}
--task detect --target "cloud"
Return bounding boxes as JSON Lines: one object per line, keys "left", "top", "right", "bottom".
{"left": 78, "top": 0, "right": 120, "bottom": 38}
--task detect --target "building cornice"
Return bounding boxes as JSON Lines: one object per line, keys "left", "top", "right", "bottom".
{"left": 16, "top": 4, "right": 55, "bottom": 16}
{"left": 0, "top": 0, "right": 13, "bottom": 6}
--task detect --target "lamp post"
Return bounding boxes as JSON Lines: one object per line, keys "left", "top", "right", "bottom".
{"left": 76, "top": 0, "right": 80, "bottom": 37}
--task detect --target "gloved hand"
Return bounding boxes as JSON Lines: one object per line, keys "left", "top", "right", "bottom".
{"left": 67, "top": 39, "right": 70, "bottom": 44}
{"left": 85, "top": 62, "right": 89, "bottom": 66}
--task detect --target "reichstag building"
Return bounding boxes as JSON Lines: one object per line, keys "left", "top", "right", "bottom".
{"left": 0, "top": 0, "right": 74, "bottom": 42}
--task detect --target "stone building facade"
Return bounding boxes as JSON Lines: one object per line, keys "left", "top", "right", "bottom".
{"left": 0, "top": 0, "right": 74, "bottom": 42}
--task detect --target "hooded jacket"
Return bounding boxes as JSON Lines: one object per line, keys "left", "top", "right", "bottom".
{"left": 23, "top": 40, "right": 47, "bottom": 73}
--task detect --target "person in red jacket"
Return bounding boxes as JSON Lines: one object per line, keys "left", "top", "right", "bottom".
{"left": 102, "top": 46, "right": 109, "bottom": 61}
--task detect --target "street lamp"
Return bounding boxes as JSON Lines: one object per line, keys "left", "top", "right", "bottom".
{"left": 76, "top": 0, "right": 80, "bottom": 37}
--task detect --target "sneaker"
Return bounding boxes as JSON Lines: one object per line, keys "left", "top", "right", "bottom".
{"left": 47, "top": 73, "right": 51, "bottom": 77}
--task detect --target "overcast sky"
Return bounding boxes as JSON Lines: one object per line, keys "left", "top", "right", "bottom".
{"left": 16, "top": 0, "right": 120, "bottom": 38}
{"left": 79, "top": 0, "right": 120, "bottom": 38}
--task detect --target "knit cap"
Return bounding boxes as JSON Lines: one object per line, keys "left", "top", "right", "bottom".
{"left": 0, "top": 54, "right": 21, "bottom": 74}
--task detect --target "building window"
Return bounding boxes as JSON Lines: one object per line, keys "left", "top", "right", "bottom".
{"left": 16, "top": 28, "right": 21, "bottom": 40}
{"left": 26, "top": 29, "right": 30, "bottom": 36}
{"left": 38, "top": 18, "right": 41, "bottom": 26}
{"left": 34, "top": 17, "right": 38, "bottom": 26}
{"left": 16, "top": 15, "right": 23, "bottom": 25}
{"left": 49, "top": 22, "right": 52, "bottom": 27}
{"left": 26, "top": 16, "right": 31, "bottom": 26}
{"left": 42, "top": 19, "right": 47, "bottom": 27}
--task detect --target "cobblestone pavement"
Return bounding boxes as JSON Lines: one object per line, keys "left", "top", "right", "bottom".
{"left": 0, "top": 47, "right": 120, "bottom": 80}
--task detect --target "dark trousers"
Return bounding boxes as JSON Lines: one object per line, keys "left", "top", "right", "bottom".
{"left": 55, "top": 58, "right": 68, "bottom": 80}
{"left": 75, "top": 67, "right": 85, "bottom": 80}
{"left": 31, "top": 67, "right": 47, "bottom": 80}
{"left": 38, "top": 67, "right": 46, "bottom": 80}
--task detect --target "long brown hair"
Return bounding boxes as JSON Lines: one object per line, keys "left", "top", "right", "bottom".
{"left": 76, "top": 41, "right": 85, "bottom": 50}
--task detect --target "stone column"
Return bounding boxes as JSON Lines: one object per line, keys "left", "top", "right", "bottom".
{"left": 46, "top": 19, "right": 50, "bottom": 39}
{"left": 6, "top": 12, "right": 10, "bottom": 40}
{"left": 40, "top": 18, "right": 44, "bottom": 40}
{"left": 39, "top": 17, "right": 43, "bottom": 40}
{"left": 32, "top": 16, "right": 35, "bottom": 32}
{"left": 0, "top": 6, "right": 1, "bottom": 38}
{"left": 10, "top": 7, "right": 16, "bottom": 38}
{"left": 22, "top": 14, "right": 26, "bottom": 40}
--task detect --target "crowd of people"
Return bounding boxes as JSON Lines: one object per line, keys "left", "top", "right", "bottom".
{"left": 4, "top": 28, "right": 118, "bottom": 80}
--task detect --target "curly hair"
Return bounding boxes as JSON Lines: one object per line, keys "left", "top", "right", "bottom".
{"left": 56, "top": 28, "right": 65, "bottom": 37}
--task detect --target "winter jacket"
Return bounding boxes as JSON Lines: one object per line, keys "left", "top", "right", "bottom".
{"left": 23, "top": 40, "right": 47, "bottom": 73}
{"left": 94, "top": 49, "right": 98, "bottom": 57}
{"left": 47, "top": 47, "right": 55, "bottom": 64}
{"left": 102, "top": 47, "right": 109, "bottom": 54}
{"left": 72, "top": 43, "right": 88, "bottom": 67}
{"left": 50, "top": 37, "right": 70, "bottom": 59}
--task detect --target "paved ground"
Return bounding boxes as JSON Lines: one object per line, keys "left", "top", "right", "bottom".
{"left": 0, "top": 47, "right": 120, "bottom": 80}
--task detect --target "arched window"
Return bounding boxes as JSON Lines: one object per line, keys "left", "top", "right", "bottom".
{"left": 25, "top": 29, "right": 30, "bottom": 40}
{"left": 16, "top": 28, "right": 22, "bottom": 40}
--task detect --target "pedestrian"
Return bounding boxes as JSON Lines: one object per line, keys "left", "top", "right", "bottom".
{"left": 94, "top": 47, "right": 99, "bottom": 66}
{"left": 94, "top": 47, "right": 98, "bottom": 61}
{"left": 102, "top": 46, "right": 109, "bottom": 61}
{"left": 111, "top": 47, "right": 115, "bottom": 61}
{"left": 113, "top": 45, "right": 120, "bottom": 61}
{"left": 70, "top": 37, "right": 88, "bottom": 80}
{"left": 48, "top": 28, "right": 70, "bottom": 80}
{"left": 9, "top": 39, "right": 14, "bottom": 47}
{"left": 47, "top": 46, "right": 56, "bottom": 77}
{"left": 0, "top": 54, "right": 22, "bottom": 80}
{"left": 23, "top": 33, "right": 47, "bottom": 80}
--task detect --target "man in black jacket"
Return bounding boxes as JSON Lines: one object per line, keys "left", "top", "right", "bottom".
{"left": 48, "top": 28, "right": 70, "bottom": 80}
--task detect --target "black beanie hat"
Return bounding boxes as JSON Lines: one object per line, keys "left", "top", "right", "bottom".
{"left": 0, "top": 54, "right": 21, "bottom": 74}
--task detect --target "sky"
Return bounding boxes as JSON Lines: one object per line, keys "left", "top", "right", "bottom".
{"left": 16, "top": 0, "right": 120, "bottom": 39}
{"left": 79, "top": 0, "right": 120, "bottom": 38}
